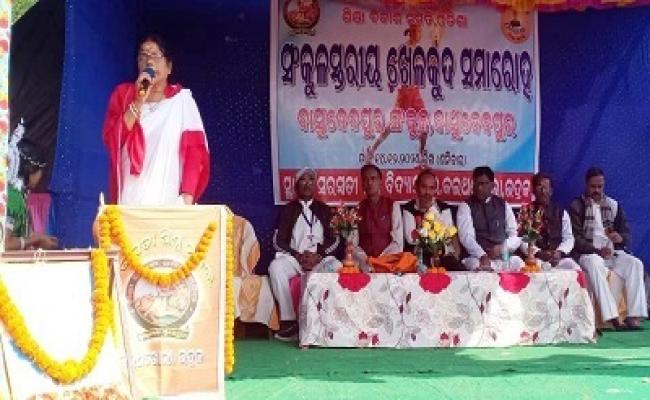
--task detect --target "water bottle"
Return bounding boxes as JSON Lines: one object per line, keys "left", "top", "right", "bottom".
{"left": 416, "top": 246, "right": 427, "bottom": 274}
{"left": 501, "top": 241, "right": 510, "bottom": 263}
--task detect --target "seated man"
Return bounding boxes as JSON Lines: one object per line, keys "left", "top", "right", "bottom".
{"left": 269, "top": 168, "right": 341, "bottom": 341}
{"left": 402, "top": 169, "right": 463, "bottom": 270}
{"left": 521, "top": 173, "right": 579, "bottom": 270}
{"left": 457, "top": 166, "right": 523, "bottom": 272}
{"left": 569, "top": 167, "right": 647, "bottom": 330}
{"left": 353, "top": 164, "right": 403, "bottom": 271}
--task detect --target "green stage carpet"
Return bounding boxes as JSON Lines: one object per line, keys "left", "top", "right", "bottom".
{"left": 226, "top": 322, "right": 650, "bottom": 400}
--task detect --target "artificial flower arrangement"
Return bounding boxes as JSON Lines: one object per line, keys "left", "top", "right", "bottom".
{"left": 330, "top": 205, "right": 361, "bottom": 241}
{"left": 330, "top": 205, "right": 362, "bottom": 273}
{"left": 517, "top": 204, "right": 544, "bottom": 273}
{"left": 411, "top": 211, "right": 457, "bottom": 273}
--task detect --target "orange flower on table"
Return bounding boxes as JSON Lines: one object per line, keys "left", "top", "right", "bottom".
{"left": 517, "top": 203, "right": 544, "bottom": 244}
{"left": 517, "top": 203, "right": 544, "bottom": 272}
{"left": 426, "top": 266, "right": 447, "bottom": 274}
{"left": 330, "top": 205, "right": 361, "bottom": 240}
{"left": 331, "top": 205, "right": 362, "bottom": 271}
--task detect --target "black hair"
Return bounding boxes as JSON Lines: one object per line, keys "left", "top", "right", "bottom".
{"left": 360, "top": 164, "right": 382, "bottom": 178}
{"left": 585, "top": 167, "right": 605, "bottom": 182}
{"left": 17, "top": 138, "right": 45, "bottom": 184}
{"left": 472, "top": 166, "right": 494, "bottom": 182}
{"left": 531, "top": 172, "right": 552, "bottom": 189}
{"left": 415, "top": 168, "right": 436, "bottom": 188}
{"left": 138, "top": 34, "right": 173, "bottom": 63}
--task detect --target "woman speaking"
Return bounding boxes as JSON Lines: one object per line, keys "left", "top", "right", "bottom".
{"left": 102, "top": 35, "right": 210, "bottom": 205}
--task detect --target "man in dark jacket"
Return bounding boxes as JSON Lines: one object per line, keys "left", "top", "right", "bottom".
{"left": 269, "top": 168, "right": 341, "bottom": 341}
{"left": 569, "top": 167, "right": 646, "bottom": 330}
{"left": 457, "top": 166, "right": 523, "bottom": 272}
{"left": 521, "top": 173, "right": 579, "bottom": 270}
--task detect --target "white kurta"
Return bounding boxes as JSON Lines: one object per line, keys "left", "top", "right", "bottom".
{"left": 119, "top": 89, "right": 206, "bottom": 206}
{"left": 579, "top": 201, "right": 647, "bottom": 320}
{"left": 269, "top": 200, "right": 342, "bottom": 320}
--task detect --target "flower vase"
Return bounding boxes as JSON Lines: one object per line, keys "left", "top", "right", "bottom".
{"left": 431, "top": 253, "right": 442, "bottom": 268}
{"left": 340, "top": 236, "right": 360, "bottom": 273}
{"left": 525, "top": 242, "right": 536, "bottom": 267}
{"left": 427, "top": 244, "right": 446, "bottom": 274}
{"left": 524, "top": 241, "right": 540, "bottom": 273}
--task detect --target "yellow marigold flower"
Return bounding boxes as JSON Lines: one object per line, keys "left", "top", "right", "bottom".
{"left": 171, "top": 270, "right": 184, "bottom": 282}
{"left": 181, "top": 264, "right": 193, "bottom": 276}
{"left": 196, "top": 244, "right": 209, "bottom": 253}
{"left": 159, "top": 274, "right": 172, "bottom": 287}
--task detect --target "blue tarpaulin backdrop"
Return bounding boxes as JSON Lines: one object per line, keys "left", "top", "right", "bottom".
{"left": 51, "top": 0, "right": 650, "bottom": 273}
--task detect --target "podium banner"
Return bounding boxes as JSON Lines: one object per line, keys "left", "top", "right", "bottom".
{"left": 112, "top": 206, "right": 227, "bottom": 399}
{"left": 271, "top": 2, "right": 540, "bottom": 204}
{"left": 0, "top": 254, "right": 130, "bottom": 399}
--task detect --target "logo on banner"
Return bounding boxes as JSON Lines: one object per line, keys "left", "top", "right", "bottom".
{"left": 283, "top": 0, "right": 320, "bottom": 35}
{"left": 126, "top": 258, "right": 199, "bottom": 340}
{"left": 500, "top": 9, "right": 532, "bottom": 44}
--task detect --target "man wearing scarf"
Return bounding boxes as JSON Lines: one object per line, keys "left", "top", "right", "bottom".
{"left": 521, "top": 173, "right": 580, "bottom": 270}
{"left": 269, "top": 168, "right": 341, "bottom": 341}
{"left": 569, "top": 167, "right": 647, "bottom": 330}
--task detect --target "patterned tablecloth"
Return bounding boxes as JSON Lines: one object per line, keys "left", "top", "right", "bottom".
{"left": 299, "top": 271, "right": 595, "bottom": 348}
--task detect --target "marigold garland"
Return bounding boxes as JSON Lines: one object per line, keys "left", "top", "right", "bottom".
{"left": 99, "top": 205, "right": 236, "bottom": 373}
{"left": 224, "top": 212, "right": 236, "bottom": 374}
{"left": 0, "top": 249, "right": 112, "bottom": 384}
{"left": 0, "top": 206, "right": 237, "bottom": 386}
{"left": 98, "top": 205, "right": 217, "bottom": 287}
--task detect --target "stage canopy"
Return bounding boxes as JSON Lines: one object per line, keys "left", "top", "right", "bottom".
{"left": 4, "top": 1, "right": 649, "bottom": 272}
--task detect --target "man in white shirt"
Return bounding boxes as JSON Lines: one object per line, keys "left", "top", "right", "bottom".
{"left": 569, "top": 167, "right": 647, "bottom": 330}
{"left": 401, "top": 169, "right": 463, "bottom": 270}
{"left": 269, "top": 168, "right": 341, "bottom": 341}
{"left": 457, "top": 166, "right": 523, "bottom": 272}
{"left": 520, "top": 173, "right": 580, "bottom": 271}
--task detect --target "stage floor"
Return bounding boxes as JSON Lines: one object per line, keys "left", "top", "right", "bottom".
{"left": 226, "top": 321, "right": 650, "bottom": 400}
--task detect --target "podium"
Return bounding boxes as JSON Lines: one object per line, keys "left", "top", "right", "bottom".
{"left": 107, "top": 205, "right": 231, "bottom": 399}
{"left": 0, "top": 205, "right": 234, "bottom": 399}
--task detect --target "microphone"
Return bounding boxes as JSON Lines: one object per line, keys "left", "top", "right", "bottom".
{"left": 138, "top": 67, "right": 156, "bottom": 97}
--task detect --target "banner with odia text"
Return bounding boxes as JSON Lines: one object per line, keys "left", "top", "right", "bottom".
{"left": 271, "top": 1, "right": 539, "bottom": 204}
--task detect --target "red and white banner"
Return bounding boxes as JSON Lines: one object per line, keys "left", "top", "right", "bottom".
{"left": 271, "top": 1, "right": 540, "bottom": 204}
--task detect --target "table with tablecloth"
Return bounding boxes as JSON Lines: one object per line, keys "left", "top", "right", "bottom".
{"left": 299, "top": 271, "right": 595, "bottom": 348}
